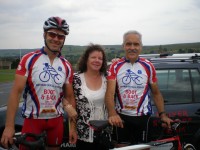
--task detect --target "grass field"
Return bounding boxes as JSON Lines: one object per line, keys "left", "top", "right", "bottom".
{"left": 0, "top": 69, "right": 15, "bottom": 83}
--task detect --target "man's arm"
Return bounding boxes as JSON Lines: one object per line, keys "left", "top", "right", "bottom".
{"left": 63, "top": 83, "right": 77, "bottom": 121}
{"left": 62, "top": 97, "right": 77, "bottom": 120}
{"left": 63, "top": 83, "right": 76, "bottom": 109}
{"left": 63, "top": 83, "right": 77, "bottom": 144}
{"left": 150, "top": 83, "right": 165, "bottom": 113}
{"left": 105, "top": 80, "right": 123, "bottom": 128}
{"left": 151, "top": 82, "right": 173, "bottom": 127}
{"left": 1, "top": 74, "right": 27, "bottom": 148}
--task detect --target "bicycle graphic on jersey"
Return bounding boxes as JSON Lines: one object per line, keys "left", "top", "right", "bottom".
{"left": 39, "top": 63, "right": 62, "bottom": 84}
{"left": 122, "top": 69, "right": 143, "bottom": 85}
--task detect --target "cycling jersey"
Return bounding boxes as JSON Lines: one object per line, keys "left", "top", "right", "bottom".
{"left": 16, "top": 47, "right": 73, "bottom": 119}
{"left": 107, "top": 57, "right": 157, "bottom": 116}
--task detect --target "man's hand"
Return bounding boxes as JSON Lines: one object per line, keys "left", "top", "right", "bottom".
{"left": 63, "top": 104, "right": 77, "bottom": 123}
{"left": 0, "top": 126, "right": 15, "bottom": 149}
{"left": 160, "top": 113, "right": 173, "bottom": 128}
{"left": 108, "top": 114, "right": 124, "bottom": 128}
{"left": 111, "top": 58, "right": 120, "bottom": 63}
{"left": 68, "top": 126, "right": 77, "bottom": 144}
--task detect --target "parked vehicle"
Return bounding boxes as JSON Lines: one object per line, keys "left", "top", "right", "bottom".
{"left": 147, "top": 53, "right": 200, "bottom": 149}
{"left": 0, "top": 53, "right": 200, "bottom": 149}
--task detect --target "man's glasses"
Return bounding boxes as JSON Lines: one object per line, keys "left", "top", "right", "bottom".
{"left": 47, "top": 31, "right": 66, "bottom": 40}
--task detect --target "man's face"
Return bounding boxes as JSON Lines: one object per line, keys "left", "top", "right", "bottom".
{"left": 44, "top": 28, "right": 66, "bottom": 52}
{"left": 123, "top": 33, "right": 142, "bottom": 63}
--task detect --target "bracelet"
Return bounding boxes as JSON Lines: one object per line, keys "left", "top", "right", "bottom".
{"left": 159, "top": 111, "right": 166, "bottom": 117}
{"left": 64, "top": 104, "right": 72, "bottom": 109}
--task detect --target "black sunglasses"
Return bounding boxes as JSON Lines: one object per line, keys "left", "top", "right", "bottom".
{"left": 47, "top": 31, "right": 66, "bottom": 40}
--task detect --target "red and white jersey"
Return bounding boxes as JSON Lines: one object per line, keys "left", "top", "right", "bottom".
{"left": 16, "top": 47, "right": 74, "bottom": 119}
{"left": 107, "top": 57, "right": 157, "bottom": 116}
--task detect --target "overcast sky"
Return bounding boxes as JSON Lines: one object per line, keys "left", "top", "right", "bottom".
{"left": 0, "top": 0, "right": 200, "bottom": 49}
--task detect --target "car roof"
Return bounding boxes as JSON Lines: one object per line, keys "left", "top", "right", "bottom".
{"left": 140, "top": 53, "right": 200, "bottom": 70}
{"left": 140, "top": 53, "right": 200, "bottom": 59}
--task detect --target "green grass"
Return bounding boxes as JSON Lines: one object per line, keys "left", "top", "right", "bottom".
{"left": 0, "top": 69, "right": 15, "bottom": 83}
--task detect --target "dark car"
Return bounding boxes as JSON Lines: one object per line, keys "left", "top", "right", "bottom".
{"left": 0, "top": 103, "right": 24, "bottom": 135}
{"left": 0, "top": 53, "right": 200, "bottom": 149}
{"left": 146, "top": 53, "right": 200, "bottom": 149}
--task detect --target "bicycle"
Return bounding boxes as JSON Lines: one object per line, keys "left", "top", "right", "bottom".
{"left": 89, "top": 120, "right": 197, "bottom": 150}
{"left": 0, "top": 131, "right": 46, "bottom": 150}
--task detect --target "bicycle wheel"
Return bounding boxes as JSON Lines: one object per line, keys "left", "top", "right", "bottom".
{"left": 54, "top": 74, "right": 62, "bottom": 84}
{"left": 122, "top": 76, "right": 131, "bottom": 85}
{"left": 183, "top": 143, "right": 196, "bottom": 150}
{"left": 39, "top": 71, "right": 50, "bottom": 82}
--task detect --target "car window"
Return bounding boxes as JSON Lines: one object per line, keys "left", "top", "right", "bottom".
{"left": 155, "top": 68, "right": 200, "bottom": 104}
{"left": 191, "top": 69, "right": 200, "bottom": 102}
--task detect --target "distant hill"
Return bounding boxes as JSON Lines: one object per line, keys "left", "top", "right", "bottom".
{"left": 1, "top": 42, "right": 200, "bottom": 61}
{"left": 1, "top": 42, "right": 200, "bottom": 70}
{"left": 142, "top": 42, "right": 200, "bottom": 53}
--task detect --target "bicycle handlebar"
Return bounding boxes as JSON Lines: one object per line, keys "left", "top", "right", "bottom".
{"left": 160, "top": 120, "right": 190, "bottom": 131}
{"left": 13, "top": 132, "right": 46, "bottom": 149}
{"left": 89, "top": 119, "right": 191, "bottom": 132}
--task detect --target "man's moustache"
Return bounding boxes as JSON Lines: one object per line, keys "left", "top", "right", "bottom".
{"left": 128, "top": 49, "right": 137, "bottom": 53}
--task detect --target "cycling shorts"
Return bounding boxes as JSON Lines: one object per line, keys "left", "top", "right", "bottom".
{"left": 113, "top": 114, "right": 150, "bottom": 145}
{"left": 20, "top": 116, "right": 64, "bottom": 149}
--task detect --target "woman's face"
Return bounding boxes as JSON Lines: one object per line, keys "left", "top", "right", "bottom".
{"left": 87, "top": 50, "right": 103, "bottom": 72}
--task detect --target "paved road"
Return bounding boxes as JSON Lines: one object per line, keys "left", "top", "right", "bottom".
{"left": 0, "top": 82, "right": 13, "bottom": 106}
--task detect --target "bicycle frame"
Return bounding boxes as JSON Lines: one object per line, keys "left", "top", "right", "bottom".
{"left": 112, "top": 144, "right": 151, "bottom": 150}
{"left": 150, "top": 135, "right": 182, "bottom": 150}
{"left": 112, "top": 132, "right": 189, "bottom": 150}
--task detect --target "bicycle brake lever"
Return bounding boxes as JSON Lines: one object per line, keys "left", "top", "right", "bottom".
{"left": 171, "top": 122, "right": 181, "bottom": 130}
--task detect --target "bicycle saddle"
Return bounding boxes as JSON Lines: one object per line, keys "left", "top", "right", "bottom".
{"left": 89, "top": 120, "right": 110, "bottom": 130}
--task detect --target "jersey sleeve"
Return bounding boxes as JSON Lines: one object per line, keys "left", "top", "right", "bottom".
{"left": 16, "top": 53, "right": 33, "bottom": 76}
{"left": 68, "top": 66, "right": 74, "bottom": 84}
{"left": 106, "top": 62, "right": 117, "bottom": 80}
{"left": 149, "top": 62, "right": 157, "bottom": 84}
{"left": 64, "top": 60, "right": 74, "bottom": 84}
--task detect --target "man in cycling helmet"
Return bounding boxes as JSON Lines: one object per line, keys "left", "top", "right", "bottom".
{"left": 1, "top": 16, "right": 77, "bottom": 150}
{"left": 43, "top": 16, "right": 69, "bottom": 53}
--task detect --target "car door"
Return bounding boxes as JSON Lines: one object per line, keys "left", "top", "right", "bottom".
{"left": 147, "top": 67, "right": 200, "bottom": 145}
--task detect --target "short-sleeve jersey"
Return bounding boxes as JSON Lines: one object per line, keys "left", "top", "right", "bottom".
{"left": 16, "top": 47, "right": 74, "bottom": 119}
{"left": 107, "top": 57, "right": 157, "bottom": 116}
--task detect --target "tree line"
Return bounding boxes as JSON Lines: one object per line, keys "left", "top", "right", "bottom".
{"left": 1, "top": 42, "right": 200, "bottom": 70}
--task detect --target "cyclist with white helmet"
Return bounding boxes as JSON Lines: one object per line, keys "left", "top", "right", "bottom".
{"left": 1, "top": 16, "right": 77, "bottom": 150}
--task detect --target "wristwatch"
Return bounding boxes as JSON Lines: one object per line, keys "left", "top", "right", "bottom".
{"left": 159, "top": 111, "right": 167, "bottom": 117}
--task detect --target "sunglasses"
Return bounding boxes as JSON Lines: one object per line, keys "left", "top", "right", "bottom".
{"left": 47, "top": 31, "right": 66, "bottom": 40}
